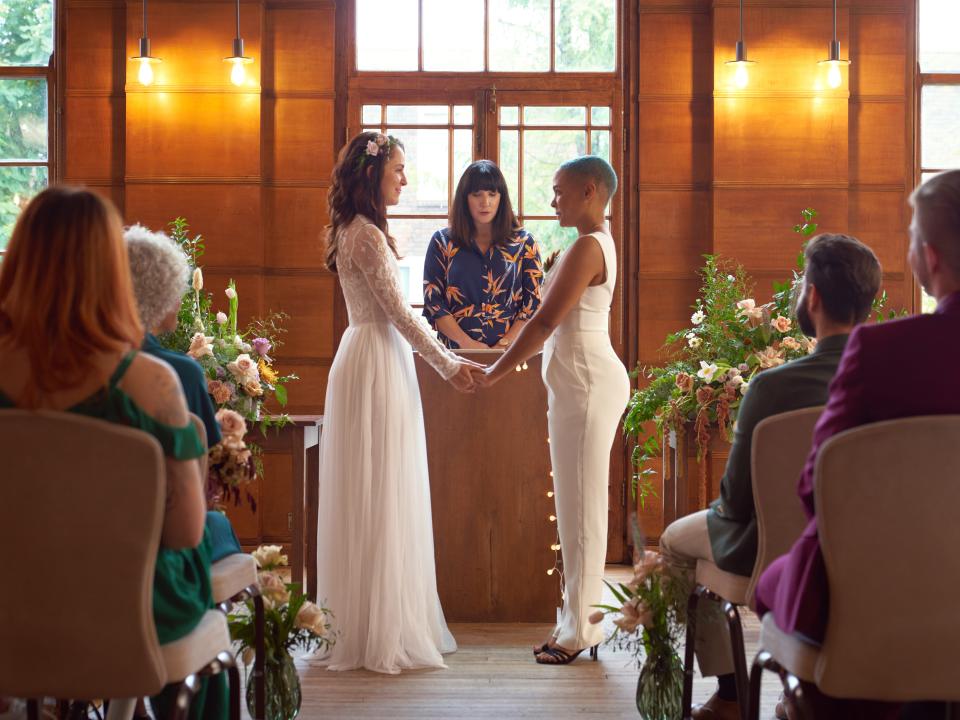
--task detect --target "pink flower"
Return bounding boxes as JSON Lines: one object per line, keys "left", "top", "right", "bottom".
{"left": 588, "top": 610, "right": 606, "bottom": 625}
{"left": 227, "top": 353, "right": 259, "bottom": 383}
{"left": 216, "top": 408, "right": 247, "bottom": 440}
{"left": 207, "top": 379, "right": 234, "bottom": 405}
{"left": 225, "top": 287, "right": 237, "bottom": 300}
{"left": 781, "top": 336, "right": 802, "bottom": 352}
{"left": 187, "top": 332, "right": 214, "bottom": 360}
{"left": 216, "top": 312, "right": 228, "bottom": 325}
{"left": 756, "top": 346, "right": 786, "bottom": 369}
{"left": 772, "top": 315, "right": 793, "bottom": 333}
{"left": 365, "top": 140, "right": 380, "bottom": 157}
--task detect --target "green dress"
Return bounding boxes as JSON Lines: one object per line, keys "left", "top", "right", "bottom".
{"left": 0, "top": 351, "right": 227, "bottom": 719}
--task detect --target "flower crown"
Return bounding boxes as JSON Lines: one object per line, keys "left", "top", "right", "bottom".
{"left": 356, "top": 133, "right": 399, "bottom": 172}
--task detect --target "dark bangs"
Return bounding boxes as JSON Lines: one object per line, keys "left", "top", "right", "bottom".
{"left": 448, "top": 160, "right": 522, "bottom": 248}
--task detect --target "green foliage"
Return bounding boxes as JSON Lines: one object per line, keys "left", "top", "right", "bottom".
{"left": 0, "top": 0, "right": 53, "bottom": 248}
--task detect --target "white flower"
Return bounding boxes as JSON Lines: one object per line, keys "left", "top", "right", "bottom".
{"left": 756, "top": 346, "right": 786, "bottom": 369}
{"left": 216, "top": 311, "right": 228, "bottom": 325}
{"left": 696, "top": 361, "right": 719, "bottom": 383}
{"left": 192, "top": 268, "right": 203, "bottom": 291}
{"left": 688, "top": 336, "right": 702, "bottom": 349}
{"left": 227, "top": 353, "right": 260, "bottom": 383}
{"left": 225, "top": 287, "right": 237, "bottom": 300}
{"left": 252, "top": 545, "right": 288, "bottom": 570}
{"left": 727, "top": 275, "right": 736, "bottom": 282}
{"left": 736, "top": 298, "right": 764, "bottom": 326}
{"left": 691, "top": 310, "right": 705, "bottom": 325}
{"left": 295, "top": 601, "right": 328, "bottom": 636}
{"left": 740, "top": 381, "right": 750, "bottom": 395}
{"left": 187, "top": 332, "right": 214, "bottom": 360}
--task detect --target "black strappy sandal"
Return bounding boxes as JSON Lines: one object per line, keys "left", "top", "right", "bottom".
{"left": 534, "top": 644, "right": 599, "bottom": 664}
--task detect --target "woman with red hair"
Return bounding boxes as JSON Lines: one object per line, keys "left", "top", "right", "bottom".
{"left": 0, "top": 186, "right": 225, "bottom": 719}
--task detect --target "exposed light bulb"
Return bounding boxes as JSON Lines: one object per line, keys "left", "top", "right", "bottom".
{"left": 548, "top": 515, "right": 557, "bottom": 522}
{"left": 827, "top": 62, "right": 842, "bottom": 89}
{"left": 138, "top": 58, "right": 154, "bottom": 86}
{"left": 546, "top": 491, "right": 554, "bottom": 498}
{"left": 735, "top": 63, "right": 749, "bottom": 89}
{"left": 230, "top": 60, "right": 246, "bottom": 87}
{"left": 551, "top": 544, "right": 561, "bottom": 551}
{"left": 546, "top": 568, "right": 555, "bottom": 576}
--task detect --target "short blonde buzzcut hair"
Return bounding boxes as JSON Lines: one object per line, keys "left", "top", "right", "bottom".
{"left": 124, "top": 223, "right": 190, "bottom": 331}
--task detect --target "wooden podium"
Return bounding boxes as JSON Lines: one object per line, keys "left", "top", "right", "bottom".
{"left": 415, "top": 350, "right": 560, "bottom": 622}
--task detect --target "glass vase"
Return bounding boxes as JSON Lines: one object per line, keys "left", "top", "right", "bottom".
{"left": 246, "top": 650, "right": 302, "bottom": 720}
{"left": 635, "top": 646, "right": 684, "bottom": 720}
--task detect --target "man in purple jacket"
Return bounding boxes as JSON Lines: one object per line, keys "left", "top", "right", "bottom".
{"left": 755, "top": 169, "right": 960, "bottom": 717}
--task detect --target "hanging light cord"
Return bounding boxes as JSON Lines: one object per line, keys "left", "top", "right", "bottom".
{"left": 142, "top": 0, "right": 148, "bottom": 39}
{"left": 236, "top": 0, "right": 241, "bottom": 40}
{"left": 739, "top": 0, "right": 744, "bottom": 44}
{"left": 832, "top": 0, "right": 838, "bottom": 43}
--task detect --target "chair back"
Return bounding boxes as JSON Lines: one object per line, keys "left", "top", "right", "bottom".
{"left": 814, "top": 415, "right": 960, "bottom": 700}
{"left": 747, "top": 406, "right": 823, "bottom": 606}
{"left": 0, "top": 410, "right": 168, "bottom": 698}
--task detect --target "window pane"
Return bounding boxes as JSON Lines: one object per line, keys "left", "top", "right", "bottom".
{"left": 555, "top": 0, "right": 616, "bottom": 72}
{"left": 453, "top": 105, "right": 473, "bottom": 125}
{"left": 389, "top": 217, "right": 448, "bottom": 304}
{"left": 0, "top": 0, "right": 53, "bottom": 65}
{"left": 523, "top": 106, "right": 586, "bottom": 126}
{"left": 0, "top": 79, "right": 47, "bottom": 161}
{"left": 489, "top": 0, "right": 550, "bottom": 72}
{"left": 921, "top": 86, "right": 960, "bottom": 170}
{"left": 919, "top": 0, "right": 960, "bottom": 73}
{"left": 423, "top": 0, "right": 483, "bottom": 71}
{"left": 521, "top": 219, "right": 578, "bottom": 257}
{"left": 362, "top": 105, "right": 382, "bottom": 124}
{"left": 356, "top": 0, "right": 418, "bottom": 71}
{"left": 0, "top": 165, "right": 47, "bottom": 250}
{"left": 387, "top": 105, "right": 450, "bottom": 125}
{"left": 591, "top": 130, "right": 610, "bottom": 163}
{"left": 522, "top": 129, "right": 587, "bottom": 215}
{"left": 500, "top": 106, "right": 520, "bottom": 125}
{"left": 591, "top": 106, "right": 611, "bottom": 126}
{"left": 453, "top": 129, "right": 473, "bottom": 196}
{"left": 499, "top": 130, "right": 520, "bottom": 210}
{"left": 388, "top": 127, "right": 449, "bottom": 214}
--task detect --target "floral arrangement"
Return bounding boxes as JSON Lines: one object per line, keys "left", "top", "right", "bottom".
{"left": 623, "top": 209, "right": 898, "bottom": 504}
{"left": 357, "top": 133, "right": 399, "bottom": 171}
{"left": 229, "top": 545, "right": 335, "bottom": 719}
{"left": 160, "top": 218, "right": 297, "bottom": 502}
{"left": 590, "top": 538, "right": 692, "bottom": 719}
{"left": 207, "top": 408, "right": 255, "bottom": 508}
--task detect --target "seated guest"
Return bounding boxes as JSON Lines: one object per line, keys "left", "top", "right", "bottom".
{"left": 0, "top": 187, "right": 226, "bottom": 720}
{"left": 755, "top": 169, "right": 960, "bottom": 719}
{"left": 125, "top": 224, "right": 222, "bottom": 447}
{"left": 659, "top": 234, "right": 882, "bottom": 720}
{"left": 423, "top": 160, "right": 543, "bottom": 349}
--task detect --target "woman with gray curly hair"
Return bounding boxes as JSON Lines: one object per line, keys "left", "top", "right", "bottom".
{"left": 125, "top": 224, "right": 222, "bottom": 447}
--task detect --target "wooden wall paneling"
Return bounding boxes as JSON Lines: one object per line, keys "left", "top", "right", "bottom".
{"left": 263, "top": 274, "right": 336, "bottom": 359}
{"left": 847, "top": 189, "right": 909, "bottom": 275}
{"left": 63, "top": 96, "right": 120, "bottom": 180}
{"left": 65, "top": 5, "right": 121, "bottom": 91}
{"left": 637, "top": 190, "right": 712, "bottom": 273}
{"left": 849, "top": 100, "right": 907, "bottom": 186}
{"left": 713, "top": 187, "right": 849, "bottom": 269}
{"left": 274, "top": 361, "right": 330, "bottom": 415}
{"left": 263, "top": 186, "right": 329, "bottom": 268}
{"left": 265, "top": 97, "right": 335, "bottom": 182}
{"left": 124, "top": 183, "right": 264, "bottom": 266}
{"left": 200, "top": 270, "right": 265, "bottom": 328}
{"left": 638, "top": 100, "right": 713, "bottom": 186}
{"left": 849, "top": 9, "right": 907, "bottom": 98}
{"left": 268, "top": 5, "right": 335, "bottom": 94}
{"left": 636, "top": 277, "right": 702, "bottom": 366}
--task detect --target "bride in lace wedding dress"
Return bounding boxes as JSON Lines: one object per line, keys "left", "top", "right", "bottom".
{"left": 316, "top": 132, "right": 481, "bottom": 674}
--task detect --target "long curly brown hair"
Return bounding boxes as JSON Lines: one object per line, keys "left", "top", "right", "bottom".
{"left": 325, "top": 131, "right": 404, "bottom": 273}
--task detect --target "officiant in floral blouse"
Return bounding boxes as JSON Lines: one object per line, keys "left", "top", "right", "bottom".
{"left": 423, "top": 160, "right": 544, "bottom": 349}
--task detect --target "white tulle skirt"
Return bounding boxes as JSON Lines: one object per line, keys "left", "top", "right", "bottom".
{"left": 315, "top": 322, "right": 456, "bottom": 674}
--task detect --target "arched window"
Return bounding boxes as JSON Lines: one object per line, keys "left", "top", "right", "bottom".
{"left": 0, "top": 0, "right": 56, "bottom": 251}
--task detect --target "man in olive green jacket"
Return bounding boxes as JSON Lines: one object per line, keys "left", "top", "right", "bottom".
{"left": 660, "top": 233, "right": 882, "bottom": 720}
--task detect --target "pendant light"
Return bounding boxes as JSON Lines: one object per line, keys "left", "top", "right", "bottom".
{"left": 725, "top": 0, "right": 756, "bottom": 89}
{"left": 130, "top": 0, "right": 161, "bottom": 87}
{"left": 224, "top": 0, "right": 253, "bottom": 87}
{"left": 818, "top": 0, "right": 850, "bottom": 89}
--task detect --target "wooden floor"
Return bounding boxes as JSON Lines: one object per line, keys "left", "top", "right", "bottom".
{"left": 239, "top": 567, "right": 783, "bottom": 719}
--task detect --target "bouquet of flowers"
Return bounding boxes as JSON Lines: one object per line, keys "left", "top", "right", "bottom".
{"left": 159, "top": 218, "right": 298, "bottom": 499}
{"left": 623, "top": 209, "right": 898, "bottom": 504}
{"left": 207, "top": 408, "right": 256, "bottom": 508}
{"left": 590, "top": 541, "right": 692, "bottom": 719}
{"left": 229, "top": 545, "right": 335, "bottom": 720}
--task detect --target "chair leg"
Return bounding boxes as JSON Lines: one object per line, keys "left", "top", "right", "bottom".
{"left": 681, "top": 585, "right": 702, "bottom": 719}
{"left": 722, "top": 600, "right": 749, "bottom": 720}
{"left": 252, "top": 589, "right": 266, "bottom": 720}
{"left": 26, "top": 700, "right": 39, "bottom": 720}
{"left": 168, "top": 675, "right": 200, "bottom": 720}
{"left": 215, "top": 650, "right": 242, "bottom": 720}
{"left": 781, "top": 672, "right": 811, "bottom": 720}
{"left": 746, "top": 650, "right": 771, "bottom": 720}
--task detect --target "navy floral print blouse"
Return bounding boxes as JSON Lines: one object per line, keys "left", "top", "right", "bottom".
{"left": 422, "top": 228, "right": 544, "bottom": 348}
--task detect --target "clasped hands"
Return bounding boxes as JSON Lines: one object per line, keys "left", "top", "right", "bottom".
{"left": 447, "top": 358, "right": 502, "bottom": 394}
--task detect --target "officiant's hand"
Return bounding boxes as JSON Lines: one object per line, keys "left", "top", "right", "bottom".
{"left": 448, "top": 362, "right": 483, "bottom": 393}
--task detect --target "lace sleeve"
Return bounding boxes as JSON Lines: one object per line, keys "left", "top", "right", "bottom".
{"left": 349, "top": 223, "right": 460, "bottom": 379}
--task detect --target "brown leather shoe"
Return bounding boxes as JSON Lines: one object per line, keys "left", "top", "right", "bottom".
{"left": 691, "top": 692, "right": 740, "bottom": 720}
